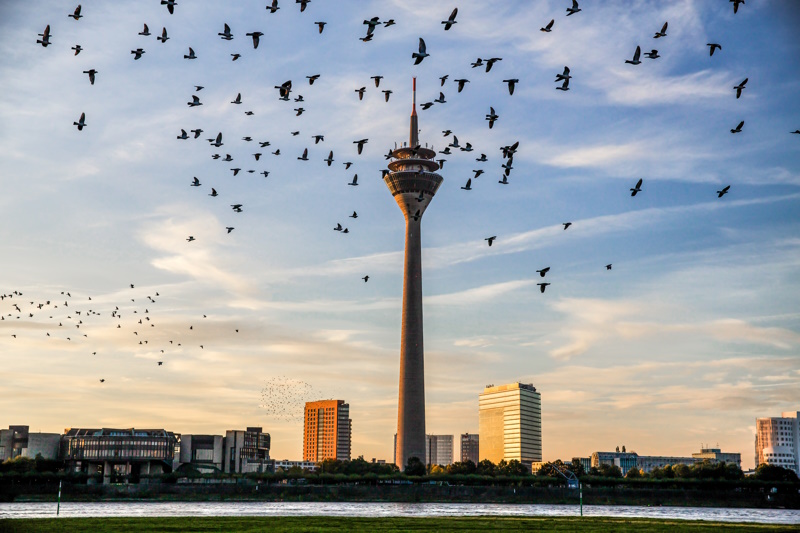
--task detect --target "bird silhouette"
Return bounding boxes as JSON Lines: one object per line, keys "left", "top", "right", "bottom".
{"left": 348, "top": 174, "right": 358, "bottom": 186}
{"left": 461, "top": 178, "right": 472, "bottom": 191}
{"left": 707, "top": 43, "right": 721, "bottom": 56}
{"left": 157, "top": 27, "right": 169, "bottom": 43}
{"left": 541, "top": 19, "right": 554, "bottom": 32}
{"left": 354, "top": 139, "right": 368, "bottom": 154}
{"left": 717, "top": 185, "right": 731, "bottom": 198}
{"left": 316, "top": 22, "right": 326, "bottom": 33}
{"left": 246, "top": 31, "right": 264, "bottom": 49}
{"left": 566, "top": 0, "right": 581, "bottom": 15}
{"left": 537, "top": 283, "right": 551, "bottom": 293}
{"left": 731, "top": 121, "right": 744, "bottom": 133}
{"left": 485, "top": 236, "right": 496, "bottom": 246}
{"left": 184, "top": 47, "right": 196, "bottom": 59}
{"left": 73, "top": 112, "right": 86, "bottom": 131}
{"left": 412, "top": 38, "right": 429, "bottom": 64}
{"left": 654, "top": 22, "right": 668, "bottom": 38}
{"left": 503, "top": 79, "right": 519, "bottom": 95}
{"left": 630, "top": 178, "right": 643, "bottom": 196}
{"left": 139, "top": 24, "right": 150, "bottom": 36}
{"left": 83, "top": 69, "right": 97, "bottom": 85}
{"left": 536, "top": 267, "right": 550, "bottom": 277}
{"left": 69, "top": 5, "right": 83, "bottom": 20}
{"left": 442, "top": 8, "right": 458, "bottom": 30}
{"left": 625, "top": 46, "right": 641, "bottom": 65}
{"left": 734, "top": 78, "right": 748, "bottom": 99}
{"left": 563, "top": 222, "right": 572, "bottom": 230}
{"left": 219, "top": 23, "right": 233, "bottom": 40}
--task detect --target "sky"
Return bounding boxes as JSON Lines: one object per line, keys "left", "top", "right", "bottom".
{"left": 1, "top": 0, "right": 799, "bottom": 469}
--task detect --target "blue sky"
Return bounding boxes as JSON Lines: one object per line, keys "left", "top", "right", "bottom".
{"left": 1, "top": 0, "right": 798, "bottom": 467}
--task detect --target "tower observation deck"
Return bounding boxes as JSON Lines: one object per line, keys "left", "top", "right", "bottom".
{"left": 384, "top": 78, "right": 443, "bottom": 470}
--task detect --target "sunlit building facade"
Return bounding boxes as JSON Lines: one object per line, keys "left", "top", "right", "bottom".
{"left": 303, "top": 400, "right": 351, "bottom": 462}
{"left": 756, "top": 411, "right": 799, "bottom": 474}
{"left": 426, "top": 434, "right": 453, "bottom": 466}
{"left": 479, "top": 383, "right": 542, "bottom": 465}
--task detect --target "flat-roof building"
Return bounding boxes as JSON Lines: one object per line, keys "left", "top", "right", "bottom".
{"left": 225, "top": 427, "right": 271, "bottom": 474}
{"left": 756, "top": 410, "right": 799, "bottom": 474}
{"left": 460, "top": 433, "right": 479, "bottom": 464}
{"left": 61, "top": 428, "right": 177, "bottom": 484}
{"left": 426, "top": 434, "right": 453, "bottom": 466}
{"left": 479, "top": 383, "right": 542, "bottom": 465}
{"left": 303, "top": 400, "right": 351, "bottom": 462}
{"left": 0, "top": 425, "right": 60, "bottom": 461}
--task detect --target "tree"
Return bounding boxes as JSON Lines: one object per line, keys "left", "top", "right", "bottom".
{"left": 404, "top": 456, "right": 426, "bottom": 476}
{"left": 447, "top": 460, "right": 476, "bottom": 475}
{"left": 476, "top": 459, "right": 497, "bottom": 476}
{"left": 625, "top": 467, "right": 641, "bottom": 479}
{"left": 672, "top": 463, "right": 691, "bottom": 479}
{"left": 753, "top": 463, "right": 800, "bottom": 482}
{"left": 429, "top": 464, "right": 446, "bottom": 475}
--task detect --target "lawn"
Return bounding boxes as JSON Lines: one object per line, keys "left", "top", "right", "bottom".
{"left": 0, "top": 517, "right": 795, "bottom": 532}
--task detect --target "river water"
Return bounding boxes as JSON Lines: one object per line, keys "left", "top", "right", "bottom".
{"left": 1, "top": 502, "right": 798, "bottom": 524}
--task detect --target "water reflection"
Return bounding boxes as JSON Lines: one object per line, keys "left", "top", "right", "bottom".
{"left": 0, "top": 502, "right": 797, "bottom": 524}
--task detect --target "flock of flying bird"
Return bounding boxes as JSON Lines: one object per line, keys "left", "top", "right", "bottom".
{"left": 19, "top": 0, "right": 798, "bottom": 389}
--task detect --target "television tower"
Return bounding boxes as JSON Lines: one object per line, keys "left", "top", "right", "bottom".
{"left": 384, "top": 78, "right": 443, "bottom": 470}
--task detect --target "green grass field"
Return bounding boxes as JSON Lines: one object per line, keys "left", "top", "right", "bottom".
{"left": 0, "top": 517, "right": 796, "bottom": 532}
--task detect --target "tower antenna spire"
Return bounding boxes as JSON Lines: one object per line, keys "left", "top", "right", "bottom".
{"left": 410, "top": 77, "right": 419, "bottom": 147}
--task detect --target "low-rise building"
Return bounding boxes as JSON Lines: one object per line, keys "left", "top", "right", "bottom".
{"left": 274, "top": 459, "right": 317, "bottom": 472}
{"left": 0, "top": 425, "right": 60, "bottom": 461}
{"left": 692, "top": 447, "right": 741, "bottom": 468}
{"left": 61, "top": 428, "right": 177, "bottom": 484}
{"left": 224, "top": 427, "right": 271, "bottom": 474}
{"left": 177, "top": 434, "right": 224, "bottom": 473}
{"left": 591, "top": 451, "right": 638, "bottom": 475}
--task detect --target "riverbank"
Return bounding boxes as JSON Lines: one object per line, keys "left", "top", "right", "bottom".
{"left": 3, "top": 483, "right": 799, "bottom": 509}
{"left": 0, "top": 516, "right": 797, "bottom": 533}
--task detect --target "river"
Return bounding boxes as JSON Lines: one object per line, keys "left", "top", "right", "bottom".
{"left": 1, "top": 502, "right": 798, "bottom": 523}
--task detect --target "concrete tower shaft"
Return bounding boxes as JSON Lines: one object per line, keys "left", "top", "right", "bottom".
{"left": 384, "top": 78, "right": 443, "bottom": 470}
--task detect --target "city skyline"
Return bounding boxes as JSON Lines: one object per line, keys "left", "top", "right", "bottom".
{"left": 1, "top": 0, "right": 799, "bottom": 469}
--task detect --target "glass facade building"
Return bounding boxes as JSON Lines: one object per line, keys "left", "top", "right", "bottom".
{"left": 478, "top": 383, "right": 542, "bottom": 465}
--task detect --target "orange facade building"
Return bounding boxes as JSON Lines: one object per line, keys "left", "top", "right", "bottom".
{"left": 303, "top": 400, "right": 351, "bottom": 462}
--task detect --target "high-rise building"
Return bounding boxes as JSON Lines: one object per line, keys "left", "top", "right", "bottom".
{"left": 426, "top": 434, "right": 454, "bottom": 466}
{"left": 479, "top": 383, "right": 542, "bottom": 465}
{"left": 755, "top": 410, "right": 799, "bottom": 474}
{"left": 303, "top": 400, "right": 351, "bottom": 462}
{"left": 460, "top": 433, "right": 480, "bottom": 464}
{"left": 385, "top": 78, "right": 444, "bottom": 470}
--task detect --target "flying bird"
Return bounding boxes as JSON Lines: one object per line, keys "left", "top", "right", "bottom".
{"left": 731, "top": 121, "right": 744, "bottom": 133}
{"left": 184, "top": 47, "right": 196, "bottom": 59}
{"left": 362, "top": 276, "right": 369, "bottom": 282}
{"left": 350, "top": 211, "right": 358, "bottom": 218}
{"left": 72, "top": 45, "right": 82, "bottom": 55}
{"left": 69, "top": 5, "right": 83, "bottom": 20}
{"left": 73, "top": 112, "right": 86, "bottom": 131}
{"left": 210, "top": 133, "right": 223, "bottom": 147}
{"left": 188, "top": 95, "right": 202, "bottom": 107}
{"left": 316, "top": 22, "right": 326, "bottom": 33}
{"left": 191, "top": 128, "right": 203, "bottom": 138}
{"left": 485, "top": 57, "right": 502, "bottom": 72}
{"left": 246, "top": 31, "right": 264, "bottom": 49}
{"left": 157, "top": 27, "right": 169, "bottom": 43}
{"left": 307, "top": 74, "right": 320, "bottom": 85}
{"left": 485, "top": 107, "right": 498, "bottom": 129}
{"left": 177, "top": 129, "right": 188, "bottom": 139}
{"left": 297, "top": 0, "right": 310, "bottom": 12}
{"left": 541, "top": 19, "right": 554, "bottom": 32}
{"left": 563, "top": 222, "right": 572, "bottom": 230}
{"left": 354, "top": 139, "right": 368, "bottom": 154}
{"left": 209, "top": 188, "right": 218, "bottom": 197}
{"left": 131, "top": 48, "right": 145, "bottom": 59}
{"left": 654, "top": 22, "right": 668, "bottom": 38}
{"left": 503, "top": 79, "right": 519, "bottom": 95}
{"left": 161, "top": 0, "right": 177, "bottom": 15}
{"left": 412, "top": 38, "right": 429, "bottom": 65}
{"left": 384, "top": 19, "right": 395, "bottom": 27}
{"left": 232, "top": 93, "right": 242, "bottom": 104}
{"left": 644, "top": 49, "right": 660, "bottom": 59}
{"left": 485, "top": 236, "right": 496, "bottom": 246}
{"left": 298, "top": 148, "right": 309, "bottom": 161}
{"left": 461, "top": 178, "right": 472, "bottom": 191}
{"left": 267, "top": 0, "right": 280, "bottom": 13}
{"left": 630, "top": 178, "right": 643, "bottom": 196}
{"left": 536, "top": 267, "right": 550, "bottom": 277}
{"left": 226, "top": 227, "right": 235, "bottom": 233}
{"left": 382, "top": 90, "right": 392, "bottom": 102}
{"left": 625, "top": 46, "right": 641, "bottom": 65}
{"left": 83, "top": 69, "right": 97, "bottom": 85}
{"left": 348, "top": 174, "right": 358, "bottom": 186}
{"left": 731, "top": 0, "right": 744, "bottom": 14}
{"left": 219, "top": 23, "right": 233, "bottom": 40}
{"left": 442, "top": 8, "right": 458, "bottom": 30}
{"left": 566, "top": 0, "right": 581, "bottom": 16}
{"left": 454, "top": 79, "right": 469, "bottom": 93}
{"left": 355, "top": 87, "right": 366, "bottom": 100}
{"left": 556, "top": 78, "right": 570, "bottom": 91}
{"left": 717, "top": 185, "right": 730, "bottom": 198}
{"left": 191, "top": 177, "right": 201, "bottom": 187}
{"left": 734, "top": 78, "right": 748, "bottom": 98}
{"left": 606, "top": 264, "right": 612, "bottom": 270}
{"left": 231, "top": 53, "right": 241, "bottom": 61}
{"left": 37, "top": 25, "right": 52, "bottom": 47}
{"left": 537, "top": 283, "right": 550, "bottom": 293}
{"left": 186, "top": 236, "right": 195, "bottom": 242}
{"left": 707, "top": 43, "right": 721, "bottom": 56}
{"left": 139, "top": 24, "right": 150, "bottom": 36}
